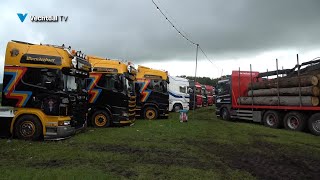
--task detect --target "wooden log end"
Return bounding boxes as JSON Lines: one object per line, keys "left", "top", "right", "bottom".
{"left": 312, "top": 86, "right": 320, "bottom": 97}
{"left": 311, "top": 76, "right": 318, "bottom": 86}
{"left": 312, "top": 96, "right": 319, "bottom": 106}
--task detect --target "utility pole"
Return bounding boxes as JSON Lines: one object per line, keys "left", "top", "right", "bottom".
{"left": 193, "top": 44, "right": 199, "bottom": 120}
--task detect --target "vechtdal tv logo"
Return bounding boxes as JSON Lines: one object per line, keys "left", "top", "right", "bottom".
{"left": 17, "top": 13, "right": 68, "bottom": 23}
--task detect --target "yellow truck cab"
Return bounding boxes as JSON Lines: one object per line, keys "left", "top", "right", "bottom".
{"left": 86, "top": 56, "right": 136, "bottom": 127}
{"left": 0, "top": 40, "right": 91, "bottom": 140}
{"left": 136, "top": 65, "right": 169, "bottom": 120}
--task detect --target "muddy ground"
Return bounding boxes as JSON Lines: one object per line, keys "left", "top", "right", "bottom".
{"left": 80, "top": 136, "right": 320, "bottom": 179}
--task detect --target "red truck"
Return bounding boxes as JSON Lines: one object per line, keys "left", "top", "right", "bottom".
{"left": 195, "top": 83, "right": 204, "bottom": 107}
{"left": 215, "top": 59, "right": 320, "bottom": 136}
{"left": 206, "top": 85, "right": 215, "bottom": 106}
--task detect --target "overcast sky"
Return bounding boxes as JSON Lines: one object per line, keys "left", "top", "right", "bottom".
{"left": 1, "top": 0, "right": 320, "bottom": 80}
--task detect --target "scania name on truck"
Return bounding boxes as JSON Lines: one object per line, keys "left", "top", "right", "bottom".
{"left": 86, "top": 56, "right": 137, "bottom": 127}
{"left": 136, "top": 65, "right": 169, "bottom": 120}
{"left": 0, "top": 40, "right": 91, "bottom": 140}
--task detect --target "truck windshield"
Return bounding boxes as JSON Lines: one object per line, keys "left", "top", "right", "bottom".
{"left": 195, "top": 87, "right": 201, "bottom": 95}
{"left": 216, "top": 81, "right": 230, "bottom": 95}
{"left": 64, "top": 75, "right": 86, "bottom": 92}
{"left": 161, "top": 80, "right": 168, "bottom": 93}
{"left": 76, "top": 77, "right": 87, "bottom": 92}
{"left": 202, "top": 88, "right": 207, "bottom": 95}
{"left": 65, "top": 75, "right": 77, "bottom": 91}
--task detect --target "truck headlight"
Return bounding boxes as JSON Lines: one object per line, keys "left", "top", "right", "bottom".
{"left": 58, "top": 120, "right": 71, "bottom": 126}
{"left": 122, "top": 112, "right": 129, "bottom": 117}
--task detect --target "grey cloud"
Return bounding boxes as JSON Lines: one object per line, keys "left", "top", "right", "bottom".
{"left": 0, "top": 0, "right": 320, "bottom": 63}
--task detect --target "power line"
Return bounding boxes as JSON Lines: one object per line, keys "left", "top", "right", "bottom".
{"left": 151, "top": 0, "right": 197, "bottom": 46}
{"left": 199, "top": 46, "right": 220, "bottom": 71}
{"left": 151, "top": 0, "right": 221, "bottom": 78}
{"left": 155, "top": 0, "right": 195, "bottom": 42}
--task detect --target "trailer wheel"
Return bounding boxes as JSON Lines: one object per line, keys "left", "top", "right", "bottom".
{"left": 283, "top": 111, "right": 306, "bottom": 131}
{"left": 91, "top": 110, "right": 111, "bottom": 128}
{"left": 14, "top": 115, "right": 42, "bottom": 140}
{"left": 144, "top": 107, "right": 158, "bottom": 120}
{"left": 221, "top": 108, "right": 230, "bottom": 121}
{"left": 308, "top": 113, "right": 320, "bottom": 136}
{"left": 173, "top": 104, "right": 182, "bottom": 112}
{"left": 263, "top": 110, "right": 282, "bottom": 128}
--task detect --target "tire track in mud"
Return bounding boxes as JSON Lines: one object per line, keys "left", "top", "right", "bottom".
{"left": 185, "top": 139, "right": 320, "bottom": 180}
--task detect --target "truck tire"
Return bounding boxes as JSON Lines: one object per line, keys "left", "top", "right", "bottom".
{"left": 263, "top": 110, "right": 282, "bottom": 129}
{"left": 144, "top": 107, "right": 158, "bottom": 120}
{"left": 308, "top": 113, "right": 320, "bottom": 136}
{"left": 173, "top": 104, "right": 182, "bottom": 112}
{"left": 221, "top": 108, "right": 230, "bottom": 121}
{"left": 283, "top": 111, "right": 306, "bottom": 131}
{"left": 91, "top": 110, "right": 111, "bottom": 128}
{"left": 14, "top": 115, "right": 42, "bottom": 140}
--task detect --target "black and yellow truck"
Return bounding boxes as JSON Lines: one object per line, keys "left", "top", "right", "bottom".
{"left": 86, "top": 56, "right": 136, "bottom": 127}
{"left": 0, "top": 40, "right": 91, "bottom": 140}
{"left": 135, "top": 65, "right": 169, "bottom": 120}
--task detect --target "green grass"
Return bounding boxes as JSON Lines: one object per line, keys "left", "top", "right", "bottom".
{"left": 0, "top": 107, "right": 319, "bottom": 180}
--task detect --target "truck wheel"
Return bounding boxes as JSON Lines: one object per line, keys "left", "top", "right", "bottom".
{"left": 221, "top": 108, "right": 230, "bottom": 121}
{"left": 91, "top": 110, "right": 111, "bottom": 128}
{"left": 14, "top": 115, "right": 42, "bottom": 140}
{"left": 173, "top": 104, "right": 182, "bottom": 112}
{"left": 144, "top": 107, "right": 158, "bottom": 120}
{"left": 308, "top": 113, "right": 320, "bottom": 136}
{"left": 263, "top": 110, "right": 282, "bottom": 128}
{"left": 283, "top": 111, "right": 306, "bottom": 131}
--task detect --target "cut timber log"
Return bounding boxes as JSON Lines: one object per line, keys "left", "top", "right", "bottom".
{"left": 238, "top": 96, "right": 319, "bottom": 106}
{"left": 247, "top": 86, "right": 320, "bottom": 96}
{"left": 249, "top": 75, "right": 318, "bottom": 90}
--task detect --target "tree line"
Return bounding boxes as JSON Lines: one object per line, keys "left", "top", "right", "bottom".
{"left": 177, "top": 75, "right": 220, "bottom": 87}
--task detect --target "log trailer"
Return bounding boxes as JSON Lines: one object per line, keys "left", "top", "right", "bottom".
{"left": 86, "top": 56, "right": 136, "bottom": 127}
{"left": 0, "top": 40, "right": 91, "bottom": 140}
{"left": 136, "top": 65, "right": 169, "bottom": 120}
{"left": 215, "top": 57, "right": 320, "bottom": 136}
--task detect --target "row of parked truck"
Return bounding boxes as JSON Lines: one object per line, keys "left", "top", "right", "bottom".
{"left": 168, "top": 76, "right": 215, "bottom": 112}
{"left": 0, "top": 41, "right": 170, "bottom": 140}
{"left": 2, "top": 40, "right": 317, "bottom": 140}
{"left": 0, "top": 40, "right": 216, "bottom": 140}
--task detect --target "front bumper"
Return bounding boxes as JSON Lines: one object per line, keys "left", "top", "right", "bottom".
{"left": 44, "top": 125, "right": 75, "bottom": 140}
{"left": 113, "top": 115, "right": 135, "bottom": 126}
{"left": 120, "top": 120, "right": 135, "bottom": 126}
{"left": 159, "top": 108, "right": 169, "bottom": 117}
{"left": 183, "top": 105, "right": 190, "bottom": 110}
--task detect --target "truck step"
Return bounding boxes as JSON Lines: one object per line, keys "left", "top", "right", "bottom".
{"left": 238, "top": 116, "right": 253, "bottom": 121}
{"left": 236, "top": 113, "right": 253, "bottom": 117}
{"left": 236, "top": 110, "right": 253, "bottom": 113}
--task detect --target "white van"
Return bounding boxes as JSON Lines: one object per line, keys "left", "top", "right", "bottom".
{"left": 168, "top": 76, "right": 190, "bottom": 112}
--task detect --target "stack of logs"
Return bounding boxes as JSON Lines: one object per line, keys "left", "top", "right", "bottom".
{"left": 238, "top": 74, "right": 320, "bottom": 106}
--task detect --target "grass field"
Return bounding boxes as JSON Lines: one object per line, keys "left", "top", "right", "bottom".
{"left": 0, "top": 107, "right": 319, "bottom": 180}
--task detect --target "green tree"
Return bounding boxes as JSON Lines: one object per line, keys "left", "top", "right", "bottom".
{"left": 177, "top": 75, "right": 219, "bottom": 86}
